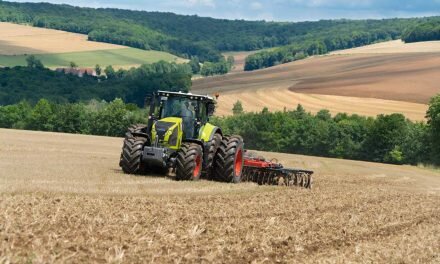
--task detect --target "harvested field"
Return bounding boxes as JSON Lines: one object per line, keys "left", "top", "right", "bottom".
{"left": 0, "top": 22, "right": 124, "bottom": 55}
{"left": 331, "top": 39, "right": 440, "bottom": 54}
{"left": 1, "top": 128, "right": 440, "bottom": 263}
{"left": 193, "top": 51, "right": 440, "bottom": 119}
{"left": 0, "top": 22, "right": 185, "bottom": 68}
{"left": 208, "top": 87, "right": 428, "bottom": 120}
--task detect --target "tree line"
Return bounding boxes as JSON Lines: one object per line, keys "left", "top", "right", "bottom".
{"left": 0, "top": 59, "right": 192, "bottom": 106}
{"left": 0, "top": 1, "right": 434, "bottom": 63}
{"left": 0, "top": 99, "right": 147, "bottom": 137}
{"left": 244, "top": 21, "right": 412, "bottom": 71}
{"left": 402, "top": 18, "right": 440, "bottom": 43}
{"left": 2, "top": 95, "right": 439, "bottom": 166}
{"left": 212, "top": 95, "right": 440, "bottom": 166}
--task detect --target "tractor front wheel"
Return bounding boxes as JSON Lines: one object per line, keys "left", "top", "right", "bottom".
{"left": 120, "top": 135, "right": 148, "bottom": 174}
{"left": 213, "top": 136, "right": 244, "bottom": 183}
{"left": 176, "top": 143, "right": 203, "bottom": 181}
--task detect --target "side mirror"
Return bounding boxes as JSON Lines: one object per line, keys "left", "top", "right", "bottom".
{"left": 207, "top": 103, "right": 215, "bottom": 116}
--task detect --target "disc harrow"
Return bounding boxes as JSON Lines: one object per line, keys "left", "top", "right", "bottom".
{"left": 242, "top": 152, "right": 313, "bottom": 189}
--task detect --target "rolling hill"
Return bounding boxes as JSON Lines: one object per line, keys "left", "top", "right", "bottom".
{"left": 194, "top": 40, "right": 440, "bottom": 120}
{"left": 0, "top": 22, "right": 185, "bottom": 69}
{"left": 1, "top": 1, "right": 436, "bottom": 63}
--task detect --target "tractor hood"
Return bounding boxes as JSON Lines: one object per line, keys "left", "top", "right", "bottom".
{"left": 151, "top": 117, "right": 182, "bottom": 150}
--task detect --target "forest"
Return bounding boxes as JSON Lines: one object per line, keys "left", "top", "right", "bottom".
{"left": 1, "top": 95, "right": 439, "bottom": 166}
{"left": 244, "top": 31, "right": 385, "bottom": 71}
{"left": 402, "top": 17, "right": 440, "bottom": 43}
{"left": 245, "top": 17, "right": 440, "bottom": 71}
{"left": 0, "top": 1, "right": 436, "bottom": 64}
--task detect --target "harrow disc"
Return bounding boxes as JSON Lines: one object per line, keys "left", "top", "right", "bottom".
{"left": 241, "top": 166, "right": 313, "bottom": 189}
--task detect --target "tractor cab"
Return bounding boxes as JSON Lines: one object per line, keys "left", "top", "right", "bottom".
{"left": 146, "top": 91, "right": 216, "bottom": 144}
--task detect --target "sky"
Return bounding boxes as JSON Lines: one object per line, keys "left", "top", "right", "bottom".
{"left": 8, "top": 0, "right": 440, "bottom": 21}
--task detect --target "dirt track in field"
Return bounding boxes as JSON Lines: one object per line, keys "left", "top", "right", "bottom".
{"left": 1, "top": 128, "right": 440, "bottom": 263}
{"left": 194, "top": 43, "right": 440, "bottom": 119}
{"left": 223, "top": 51, "right": 259, "bottom": 72}
{"left": 0, "top": 22, "right": 124, "bottom": 55}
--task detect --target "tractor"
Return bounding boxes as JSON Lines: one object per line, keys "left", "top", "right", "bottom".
{"left": 119, "top": 90, "right": 244, "bottom": 182}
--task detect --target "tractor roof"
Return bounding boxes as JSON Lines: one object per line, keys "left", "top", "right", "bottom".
{"left": 156, "top": 90, "right": 215, "bottom": 102}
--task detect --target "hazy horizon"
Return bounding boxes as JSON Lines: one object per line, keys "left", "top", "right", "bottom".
{"left": 7, "top": 0, "right": 440, "bottom": 22}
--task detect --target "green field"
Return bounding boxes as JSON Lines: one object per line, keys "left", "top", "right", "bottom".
{"left": 0, "top": 48, "right": 186, "bottom": 68}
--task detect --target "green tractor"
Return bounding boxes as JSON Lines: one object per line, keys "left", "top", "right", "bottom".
{"left": 119, "top": 90, "right": 244, "bottom": 182}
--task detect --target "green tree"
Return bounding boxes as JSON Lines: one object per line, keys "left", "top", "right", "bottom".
{"left": 232, "top": 100, "right": 244, "bottom": 115}
{"left": 26, "top": 55, "right": 44, "bottom": 69}
{"left": 316, "top": 109, "right": 331, "bottom": 121}
{"left": 401, "top": 122, "right": 430, "bottom": 165}
{"left": 95, "top": 64, "right": 102, "bottom": 75}
{"left": 362, "top": 114, "right": 408, "bottom": 163}
{"left": 426, "top": 94, "right": 440, "bottom": 164}
{"left": 226, "top": 55, "right": 235, "bottom": 70}
{"left": 104, "top": 65, "right": 116, "bottom": 79}
{"left": 70, "top": 61, "right": 78, "bottom": 68}
{"left": 188, "top": 57, "right": 201, "bottom": 74}
{"left": 0, "top": 101, "right": 31, "bottom": 128}
{"left": 384, "top": 146, "right": 404, "bottom": 164}
{"left": 53, "top": 103, "right": 89, "bottom": 134}
{"left": 91, "top": 98, "right": 131, "bottom": 136}
{"left": 29, "top": 99, "right": 55, "bottom": 131}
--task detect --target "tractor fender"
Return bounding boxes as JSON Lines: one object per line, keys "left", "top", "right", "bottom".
{"left": 199, "top": 123, "right": 223, "bottom": 142}
{"left": 131, "top": 131, "right": 150, "bottom": 139}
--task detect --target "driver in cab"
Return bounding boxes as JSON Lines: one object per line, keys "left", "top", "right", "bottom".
{"left": 181, "top": 101, "right": 195, "bottom": 138}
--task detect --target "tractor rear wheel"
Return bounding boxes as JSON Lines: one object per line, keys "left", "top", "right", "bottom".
{"left": 203, "top": 133, "right": 222, "bottom": 179}
{"left": 176, "top": 143, "right": 203, "bottom": 181}
{"left": 213, "top": 136, "right": 244, "bottom": 183}
{"left": 120, "top": 135, "right": 148, "bottom": 174}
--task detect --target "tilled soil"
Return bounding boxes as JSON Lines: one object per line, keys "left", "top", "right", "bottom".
{"left": 192, "top": 52, "right": 440, "bottom": 119}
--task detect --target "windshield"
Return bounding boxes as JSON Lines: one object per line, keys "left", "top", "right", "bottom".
{"left": 160, "top": 97, "right": 197, "bottom": 119}
{"left": 161, "top": 97, "right": 198, "bottom": 139}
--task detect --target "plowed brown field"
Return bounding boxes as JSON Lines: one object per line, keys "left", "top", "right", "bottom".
{"left": 1, "top": 129, "right": 439, "bottom": 263}
{"left": 194, "top": 44, "right": 440, "bottom": 120}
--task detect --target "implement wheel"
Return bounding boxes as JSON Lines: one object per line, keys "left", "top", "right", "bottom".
{"left": 213, "top": 135, "right": 244, "bottom": 183}
{"left": 176, "top": 143, "right": 203, "bottom": 181}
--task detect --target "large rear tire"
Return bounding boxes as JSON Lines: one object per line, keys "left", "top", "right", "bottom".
{"left": 213, "top": 136, "right": 244, "bottom": 183}
{"left": 203, "top": 133, "right": 222, "bottom": 179}
{"left": 120, "top": 135, "right": 149, "bottom": 174}
{"left": 176, "top": 143, "right": 203, "bottom": 181}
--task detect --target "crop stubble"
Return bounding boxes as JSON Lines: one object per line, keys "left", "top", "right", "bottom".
{"left": 1, "top": 129, "right": 439, "bottom": 263}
